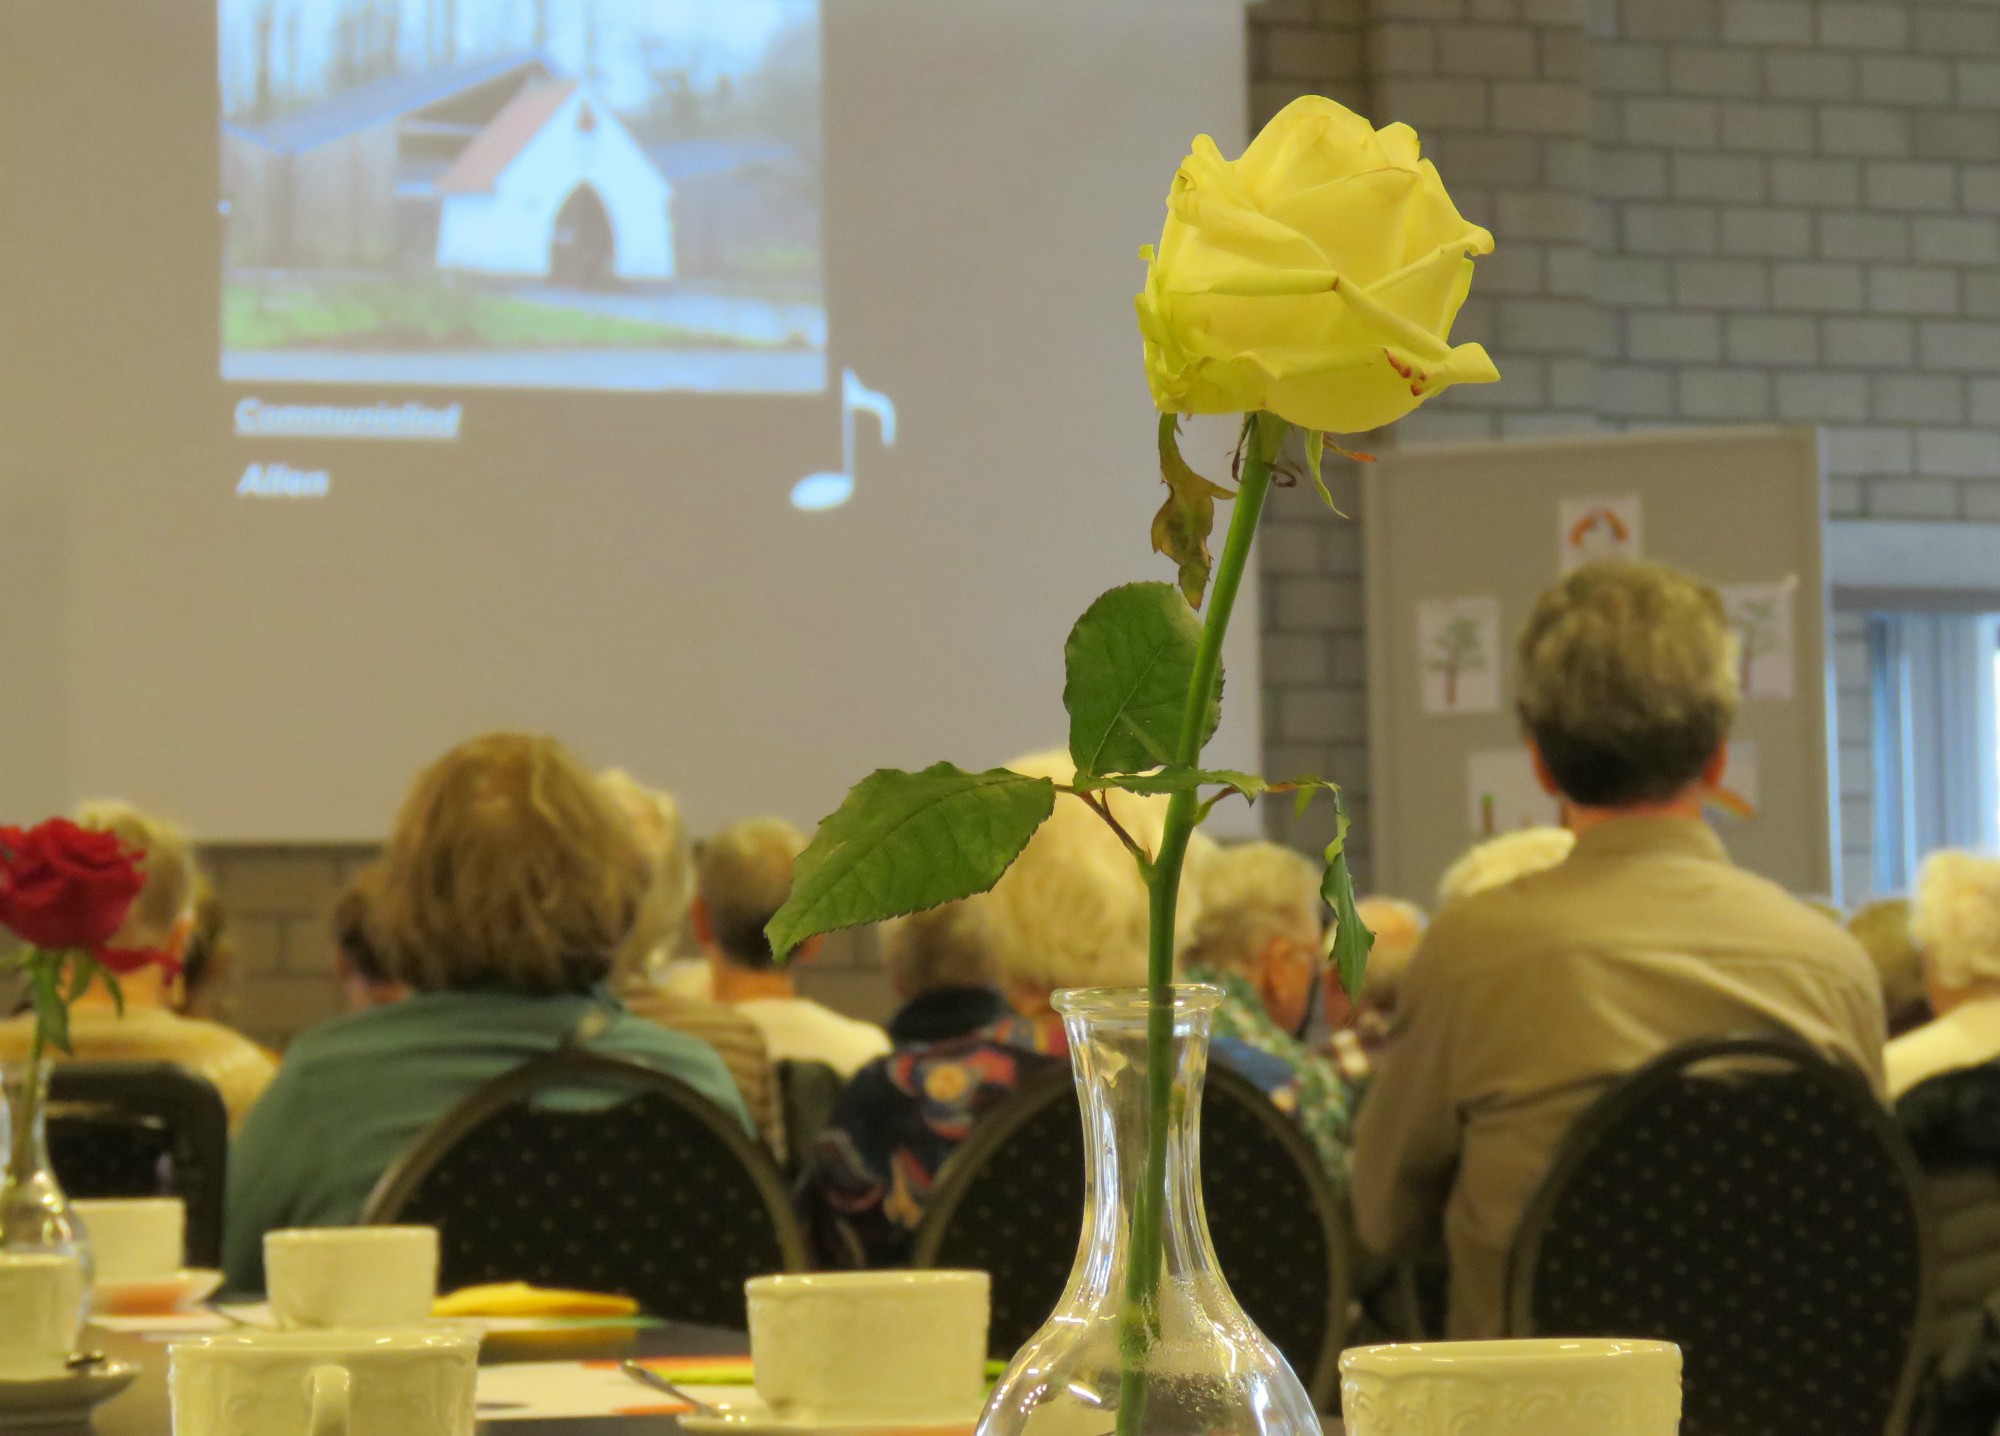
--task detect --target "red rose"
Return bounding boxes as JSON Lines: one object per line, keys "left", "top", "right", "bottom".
{"left": 0, "top": 818, "right": 145, "bottom": 953}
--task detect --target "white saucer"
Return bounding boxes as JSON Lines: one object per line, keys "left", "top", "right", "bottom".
{"left": 679, "top": 1394, "right": 980, "bottom": 1436}
{"left": 0, "top": 1362, "right": 139, "bottom": 1429}
{"left": 93, "top": 1269, "right": 223, "bottom": 1317}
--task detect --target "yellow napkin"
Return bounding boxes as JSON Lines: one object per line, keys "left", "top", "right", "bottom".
{"left": 433, "top": 1282, "right": 640, "bottom": 1318}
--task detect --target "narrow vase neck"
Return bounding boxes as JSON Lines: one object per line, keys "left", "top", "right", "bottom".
{"left": 3, "top": 1059, "right": 53, "bottom": 1182}
{"left": 1057, "top": 986, "right": 1225, "bottom": 1297}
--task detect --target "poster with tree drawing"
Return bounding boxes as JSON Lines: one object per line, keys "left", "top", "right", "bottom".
{"left": 1419, "top": 597, "right": 1501, "bottom": 715}
{"left": 1720, "top": 580, "right": 1796, "bottom": 702}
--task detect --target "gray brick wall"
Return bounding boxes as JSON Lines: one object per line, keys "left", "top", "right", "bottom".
{"left": 1249, "top": 0, "right": 2000, "bottom": 903}
{"left": 199, "top": 846, "right": 371, "bottom": 1050}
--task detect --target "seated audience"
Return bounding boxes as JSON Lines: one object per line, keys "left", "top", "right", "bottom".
{"left": 1889, "top": 853, "right": 2000, "bottom": 1096}
{"left": 698, "top": 817, "right": 889, "bottom": 1077}
{"left": 1436, "top": 826, "right": 1576, "bottom": 907}
{"left": 222, "top": 733, "right": 747, "bottom": 1293}
{"left": 329, "top": 865, "right": 409, "bottom": 1011}
{"left": 1852, "top": 895, "right": 1931, "bottom": 1041}
{"left": 0, "top": 802, "right": 277, "bottom": 1129}
{"left": 599, "top": 770, "right": 781, "bottom": 1151}
{"left": 1343, "top": 896, "right": 1428, "bottom": 1051}
{"left": 1183, "top": 841, "right": 1354, "bottom": 1181}
{"left": 985, "top": 751, "right": 1296, "bottom": 1100}
{"left": 803, "top": 897, "right": 1057, "bottom": 1267}
{"left": 1351, "top": 560, "right": 1884, "bottom": 1340}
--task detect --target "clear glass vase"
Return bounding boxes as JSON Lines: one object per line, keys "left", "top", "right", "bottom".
{"left": 1, "top": 1057, "right": 92, "bottom": 1278}
{"left": 978, "top": 985, "right": 1319, "bottom": 1436}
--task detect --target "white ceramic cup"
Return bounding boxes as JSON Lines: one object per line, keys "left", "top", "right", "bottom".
{"left": 746, "top": 1270, "right": 990, "bottom": 1424}
{"left": 0, "top": 1252, "right": 85, "bottom": 1380}
{"left": 74, "top": 1197, "right": 187, "bottom": 1282}
{"left": 169, "top": 1328, "right": 478, "bottom": 1436}
{"left": 1341, "top": 1339, "right": 1683, "bottom": 1436}
{"left": 264, "top": 1227, "right": 439, "bottom": 1331}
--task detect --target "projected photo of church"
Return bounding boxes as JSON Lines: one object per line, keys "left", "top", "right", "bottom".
{"left": 218, "top": 0, "right": 824, "bottom": 393}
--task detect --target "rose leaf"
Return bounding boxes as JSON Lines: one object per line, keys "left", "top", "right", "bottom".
{"left": 1064, "top": 582, "right": 1219, "bottom": 779}
{"left": 1151, "top": 415, "right": 1235, "bottom": 609}
{"left": 765, "top": 764, "right": 1056, "bottom": 960}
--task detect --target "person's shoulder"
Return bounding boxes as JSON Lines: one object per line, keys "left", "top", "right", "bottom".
{"left": 785, "top": 998, "right": 888, "bottom": 1048}
{"left": 1413, "top": 870, "right": 1566, "bottom": 974}
{"left": 177, "top": 1013, "right": 277, "bottom": 1064}
{"left": 1712, "top": 868, "right": 1875, "bottom": 975}
{"left": 600, "top": 1006, "right": 736, "bottom": 1071}
{"left": 1888, "top": 1009, "right": 1998, "bottom": 1098}
{"left": 271, "top": 1001, "right": 414, "bottom": 1072}
{"left": 625, "top": 988, "right": 762, "bottom": 1044}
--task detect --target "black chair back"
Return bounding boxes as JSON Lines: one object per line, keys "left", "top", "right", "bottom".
{"left": 1506, "top": 1034, "right": 1930, "bottom": 1436}
{"left": 910, "top": 1060, "right": 1348, "bottom": 1410}
{"left": 774, "top": 1059, "right": 844, "bottom": 1177}
{"left": 1897, "top": 1060, "right": 2000, "bottom": 1430}
{"left": 362, "top": 1051, "right": 808, "bottom": 1327}
{"left": 47, "top": 1062, "right": 228, "bottom": 1269}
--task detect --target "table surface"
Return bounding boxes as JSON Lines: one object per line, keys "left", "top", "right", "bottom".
{"left": 86, "top": 1320, "right": 750, "bottom": 1436}
{"left": 83, "top": 1323, "right": 1343, "bottom": 1434}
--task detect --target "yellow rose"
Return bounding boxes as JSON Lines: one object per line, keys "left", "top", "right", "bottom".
{"left": 1137, "top": 96, "right": 1498, "bottom": 435}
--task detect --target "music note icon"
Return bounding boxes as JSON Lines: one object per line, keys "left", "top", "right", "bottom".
{"left": 791, "top": 369, "right": 897, "bottom": 512}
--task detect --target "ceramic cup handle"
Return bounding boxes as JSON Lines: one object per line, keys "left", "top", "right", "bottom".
{"left": 308, "top": 1364, "right": 351, "bottom": 1436}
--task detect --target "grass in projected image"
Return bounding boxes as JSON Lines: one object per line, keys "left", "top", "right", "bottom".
{"left": 217, "top": 0, "right": 824, "bottom": 393}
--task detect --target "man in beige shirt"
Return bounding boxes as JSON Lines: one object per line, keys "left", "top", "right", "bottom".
{"left": 1351, "top": 562, "right": 1885, "bottom": 1340}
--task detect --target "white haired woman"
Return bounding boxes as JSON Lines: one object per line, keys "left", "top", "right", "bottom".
{"left": 1182, "top": 841, "right": 1355, "bottom": 1182}
{"left": 1888, "top": 852, "right": 2000, "bottom": 1097}
{"left": 1436, "top": 827, "right": 1576, "bottom": 908}
{"left": 982, "top": 749, "right": 1188, "bottom": 1049}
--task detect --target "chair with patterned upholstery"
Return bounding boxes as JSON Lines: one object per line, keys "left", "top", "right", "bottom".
{"left": 362, "top": 1051, "right": 807, "bottom": 1327}
{"left": 774, "top": 1059, "right": 844, "bottom": 1179}
{"left": 1505, "top": 1033, "right": 1931, "bottom": 1436}
{"left": 47, "top": 1062, "right": 229, "bottom": 1268}
{"left": 910, "top": 1061, "right": 1348, "bottom": 1409}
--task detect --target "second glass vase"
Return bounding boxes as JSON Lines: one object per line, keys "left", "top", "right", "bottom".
{"left": 978, "top": 985, "right": 1319, "bottom": 1436}
{"left": 1, "top": 1057, "right": 92, "bottom": 1279}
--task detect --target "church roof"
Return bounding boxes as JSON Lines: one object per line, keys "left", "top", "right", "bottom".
{"left": 436, "top": 80, "right": 578, "bottom": 193}
{"left": 223, "top": 52, "right": 551, "bottom": 155}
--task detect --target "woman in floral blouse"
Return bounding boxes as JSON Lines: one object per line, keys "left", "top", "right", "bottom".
{"left": 803, "top": 898, "right": 1059, "bottom": 1268}
{"left": 1181, "top": 841, "right": 1357, "bottom": 1186}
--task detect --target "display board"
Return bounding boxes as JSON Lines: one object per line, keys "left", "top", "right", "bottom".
{"left": 1363, "top": 426, "right": 1834, "bottom": 903}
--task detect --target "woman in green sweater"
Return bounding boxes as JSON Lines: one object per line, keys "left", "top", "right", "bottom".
{"left": 223, "top": 733, "right": 748, "bottom": 1293}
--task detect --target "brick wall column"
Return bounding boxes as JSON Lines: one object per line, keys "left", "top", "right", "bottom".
{"left": 1252, "top": 0, "right": 1599, "bottom": 875}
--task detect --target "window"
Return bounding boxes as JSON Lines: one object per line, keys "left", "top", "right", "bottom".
{"left": 1867, "top": 611, "right": 2000, "bottom": 896}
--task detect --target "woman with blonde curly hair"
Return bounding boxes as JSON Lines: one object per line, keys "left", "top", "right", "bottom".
{"left": 223, "top": 734, "right": 746, "bottom": 1292}
{"left": 1888, "top": 853, "right": 2000, "bottom": 1096}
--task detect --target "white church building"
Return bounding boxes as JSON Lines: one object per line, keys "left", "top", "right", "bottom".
{"left": 434, "top": 78, "right": 674, "bottom": 284}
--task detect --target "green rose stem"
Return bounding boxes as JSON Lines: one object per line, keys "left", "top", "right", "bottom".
{"left": 1116, "top": 412, "right": 1284, "bottom": 1436}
